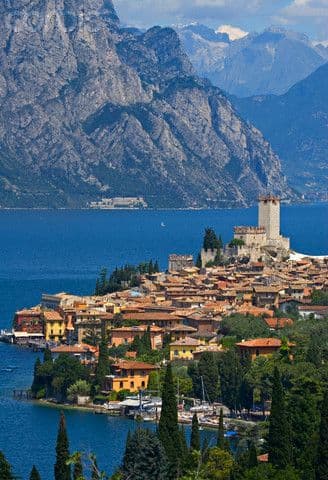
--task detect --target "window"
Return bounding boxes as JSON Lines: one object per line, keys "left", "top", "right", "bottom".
{"left": 174, "top": 350, "right": 179, "bottom": 356}
{"left": 120, "top": 381, "right": 124, "bottom": 389}
{"left": 141, "top": 381, "right": 145, "bottom": 388}
{"left": 182, "top": 349, "right": 186, "bottom": 354}
{"left": 256, "top": 349, "right": 260, "bottom": 357}
{"left": 130, "top": 381, "right": 134, "bottom": 389}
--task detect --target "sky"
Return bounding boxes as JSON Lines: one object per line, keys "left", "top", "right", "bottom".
{"left": 114, "top": 0, "right": 328, "bottom": 41}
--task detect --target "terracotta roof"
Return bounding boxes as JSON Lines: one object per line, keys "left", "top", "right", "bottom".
{"left": 257, "top": 453, "right": 269, "bottom": 462}
{"left": 265, "top": 317, "right": 293, "bottom": 329}
{"left": 236, "top": 338, "right": 295, "bottom": 348}
{"left": 170, "top": 336, "right": 201, "bottom": 347}
{"left": 51, "top": 345, "right": 91, "bottom": 354}
{"left": 112, "top": 360, "right": 157, "bottom": 370}
{"left": 43, "top": 310, "right": 63, "bottom": 321}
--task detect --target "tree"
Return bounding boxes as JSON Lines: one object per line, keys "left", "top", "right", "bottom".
{"left": 121, "top": 428, "right": 168, "bottom": 480}
{"left": 67, "top": 380, "right": 91, "bottom": 402}
{"left": 217, "top": 409, "right": 229, "bottom": 451}
{"left": 287, "top": 379, "right": 320, "bottom": 478}
{"left": 201, "top": 447, "right": 234, "bottom": 480}
{"left": 267, "top": 367, "right": 292, "bottom": 469}
{"left": 84, "top": 327, "right": 101, "bottom": 347}
{"left": 196, "top": 253, "right": 202, "bottom": 269}
{"left": 72, "top": 453, "right": 83, "bottom": 480}
{"left": 30, "top": 465, "right": 41, "bottom": 480}
{"left": 31, "top": 357, "right": 43, "bottom": 396}
{"left": 190, "top": 414, "right": 200, "bottom": 452}
{"left": 198, "top": 352, "right": 219, "bottom": 403}
{"left": 316, "top": 389, "right": 328, "bottom": 480}
{"left": 43, "top": 347, "right": 52, "bottom": 363}
{"left": 54, "top": 412, "right": 71, "bottom": 480}
{"left": 158, "top": 363, "right": 181, "bottom": 478}
{"left": 95, "top": 335, "right": 109, "bottom": 389}
{"left": 203, "top": 228, "right": 222, "bottom": 251}
{"left": 220, "top": 314, "right": 270, "bottom": 341}
{"left": 219, "top": 349, "right": 243, "bottom": 413}
{"left": 0, "top": 451, "right": 15, "bottom": 480}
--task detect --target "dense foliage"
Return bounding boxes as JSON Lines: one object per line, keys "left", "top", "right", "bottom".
{"left": 95, "top": 261, "right": 159, "bottom": 296}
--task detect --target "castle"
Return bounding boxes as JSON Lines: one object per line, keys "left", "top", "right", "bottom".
{"left": 230, "top": 195, "right": 290, "bottom": 262}
{"left": 200, "top": 196, "right": 290, "bottom": 266}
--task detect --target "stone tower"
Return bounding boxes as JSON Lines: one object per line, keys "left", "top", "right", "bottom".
{"left": 258, "top": 195, "right": 280, "bottom": 242}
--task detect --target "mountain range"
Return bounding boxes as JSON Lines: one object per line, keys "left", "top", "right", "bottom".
{"left": 232, "top": 62, "right": 328, "bottom": 200}
{"left": 175, "top": 24, "right": 328, "bottom": 97}
{"left": 0, "top": 0, "right": 291, "bottom": 208}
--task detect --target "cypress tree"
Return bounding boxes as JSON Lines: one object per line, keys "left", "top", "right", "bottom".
{"left": 73, "top": 454, "right": 83, "bottom": 480}
{"left": 268, "top": 367, "right": 292, "bottom": 469}
{"left": 95, "top": 334, "right": 109, "bottom": 389}
{"left": 217, "top": 408, "right": 230, "bottom": 451}
{"left": 121, "top": 428, "right": 168, "bottom": 479}
{"left": 316, "top": 389, "right": 328, "bottom": 480}
{"left": 198, "top": 352, "right": 219, "bottom": 403}
{"left": 31, "top": 357, "right": 42, "bottom": 396}
{"left": 190, "top": 414, "right": 201, "bottom": 451}
{"left": 43, "top": 347, "right": 52, "bottom": 363}
{"left": 30, "top": 465, "right": 41, "bottom": 480}
{"left": 196, "top": 253, "right": 202, "bottom": 269}
{"left": 158, "top": 363, "right": 181, "bottom": 478}
{"left": 0, "top": 451, "right": 15, "bottom": 480}
{"left": 248, "top": 442, "right": 258, "bottom": 468}
{"left": 54, "top": 412, "right": 71, "bottom": 480}
{"left": 179, "top": 425, "right": 189, "bottom": 474}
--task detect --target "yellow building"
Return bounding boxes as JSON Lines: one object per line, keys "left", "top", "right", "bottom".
{"left": 43, "top": 310, "right": 66, "bottom": 342}
{"left": 169, "top": 337, "right": 201, "bottom": 361}
{"left": 104, "top": 360, "right": 158, "bottom": 392}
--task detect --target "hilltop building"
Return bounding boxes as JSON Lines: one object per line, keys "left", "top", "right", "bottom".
{"left": 228, "top": 196, "right": 290, "bottom": 262}
{"left": 168, "top": 254, "right": 194, "bottom": 272}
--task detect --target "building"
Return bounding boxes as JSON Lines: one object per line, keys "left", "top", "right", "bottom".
{"left": 104, "top": 360, "right": 158, "bottom": 392}
{"left": 50, "top": 344, "right": 96, "bottom": 363}
{"left": 169, "top": 337, "right": 201, "bottom": 361}
{"left": 236, "top": 338, "right": 295, "bottom": 360}
{"left": 168, "top": 254, "right": 194, "bottom": 272}
{"left": 43, "top": 310, "right": 66, "bottom": 342}
{"left": 109, "top": 325, "right": 164, "bottom": 349}
{"left": 13, "top": 307, "right": 43, "bottom": 334}
{"left": 89, "top": 197, "right": 147, "bottom": 209}
{"left": 258, "top": 195, "right": 290, "bottom": 249}
{"left": 230, "top": 196, "right": 290, "bottom": 262}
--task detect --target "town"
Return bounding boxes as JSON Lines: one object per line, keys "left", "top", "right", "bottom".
{"left": 1, "top": 195, "right": 328, "bottom": 480}
{"left": 2, "top": 196, "right": 328, "bottom": 427}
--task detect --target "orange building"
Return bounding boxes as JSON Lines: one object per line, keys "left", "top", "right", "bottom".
{"left": 109, "top": 325, "right": 164, "bottom": 349}
{"left": 236, "top": 338, "right": 295, "bottom": 360}
{"left": 105, "top": 360, "right": 158, "bottom": 393}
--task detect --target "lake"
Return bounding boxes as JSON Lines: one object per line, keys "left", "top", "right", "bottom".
{"left": 0, "top": 204, "right": 327, "bottom": 478}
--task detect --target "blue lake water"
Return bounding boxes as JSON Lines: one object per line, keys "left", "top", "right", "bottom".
{"left": 0, "top": 204, "right": 327, "bottom": 478}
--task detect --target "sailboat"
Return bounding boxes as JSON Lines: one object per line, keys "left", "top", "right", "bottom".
{"left": 190, "top": 377, "right": 212, "bottom": 413}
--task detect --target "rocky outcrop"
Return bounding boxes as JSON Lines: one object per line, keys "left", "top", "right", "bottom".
{"left": 0, "top": 1, "right": 292, "bottom": 208}
{"left": 233, "top": 62, "right": 328, "bottom": 200}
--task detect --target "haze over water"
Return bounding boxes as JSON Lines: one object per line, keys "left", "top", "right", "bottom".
{"left": 0, "top": 204, "right": 327, "bottom": 478}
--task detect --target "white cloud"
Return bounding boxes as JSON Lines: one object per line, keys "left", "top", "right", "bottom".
{"left": 216, "top": 24, "right": 248, "bottom": 40}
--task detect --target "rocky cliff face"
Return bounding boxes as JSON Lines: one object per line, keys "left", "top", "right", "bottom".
{"left": 176, "top": 25, "right": 328, "bottom": 97}
{"left": 0, "top": 0, "right": 291, "bottom": 208}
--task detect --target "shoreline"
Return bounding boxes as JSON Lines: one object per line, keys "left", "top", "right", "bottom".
{"left": 0, "top": 199, "right": 327, "bottom": 212}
